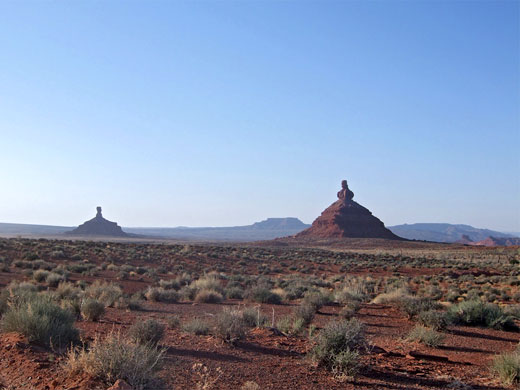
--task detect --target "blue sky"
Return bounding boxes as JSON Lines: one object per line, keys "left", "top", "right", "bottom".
{"left": 1, "top": 1, "right": 518, "bottom": 231}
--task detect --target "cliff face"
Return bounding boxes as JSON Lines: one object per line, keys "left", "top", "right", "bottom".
{"left": 296, "top": 180, "right": 402, "bottom": 240}
{"left": 67, "top": 207, "right": 128, "bottom": 237}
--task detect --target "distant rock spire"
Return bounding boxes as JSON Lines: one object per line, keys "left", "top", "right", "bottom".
{"left": 67, "top": 206, "right": 128, "bottom": 237}
{"left": 337, "top": 179, "right": 354, "bottom": 202}
{"left": 296, "top": 179, "right": 402, "bottom": 240}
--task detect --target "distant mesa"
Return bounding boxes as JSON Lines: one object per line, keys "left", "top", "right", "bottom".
{"left": 296, "top": 180, "right": 402, "bottom": 240}
{"left": 455, "top": 234, "right": 474, "bottom": 245}
{"left": 458, "top": 235, "right": 520, "bottom": 247}
{"left": 67, "top": 207, "right": 128, "bottom": 237}
{"left": 388, "top": 223, "right": 519, "bottom": 243}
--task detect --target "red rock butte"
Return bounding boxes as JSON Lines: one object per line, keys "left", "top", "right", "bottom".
{"left": 296, "top": 180, "right": 402, "bottom": 240}
{"left": 67, "top": 207, "right": 128, "bottom": 237}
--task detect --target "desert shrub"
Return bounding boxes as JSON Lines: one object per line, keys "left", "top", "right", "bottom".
{"left": 194, "top": 289, "right": 223, "bottom": 304}
{"left": 80, "top": 299, "right": 105, "bottom": 321}
{"left": 406, "top": 325, "right": 444, "bottom": 347}
{"left": 1, "top": 294, "right": 79, "bottom": 348}
{"left": 179, "top": 285, "right": 197, "bottom": 301}
{"left": 331, "top": 348, "right": 360, "bottom": 379}
{"left": 145, "top": 287, "right": 180, "bottom": 303}
{"left": 293, "top": 303, "right": 316, "bottom": 326}
{"left": 417, "top": 310, "right": 448, "bottom": 330}
{"left": 241, "top": 307, "right": 268, "bottom": 328}
{"left": 60, "top": 298, "right": 82, "bottom": 318}
{"left": 85, "top": 281, "right": 123, "bottom": 307}
{"left": 46, "top": 272, "right": 65, "bottom": 287}
{"left": 126, "top": 296, "right": 143, "bottom": 311}
{"left": 371, "top": 288, "right": 410, "bottom": 304}
{"left": 182, "top": 318, "right": 210, "bottom": 335}
{"left": 33, "top": 269, "right": 50, "bottom": 283}
{"left": 190, "top": 275, "right": 223, "bottom": 294}
{"left": 446, "top": 290, "right": 460, "bottom": 303}
{"left": 335, "top": 276, "right": 375, "bottom": 303}
{"left": 302, "top": 291, "right": 330, "bottom": 311}
{"left": 128, "top": 319, "right": 165, "bottom": 345}
{"left": 65, "top": 331, "right": 164, "bottom": 390}
{"left": 225, "top": 286, "right": 244, "bottom": 299}
{"left": 447, "top": 300, "right": 517, "bottom": 330}
{"left": 339, "top": 301, "right": 361, "bottom": 320}
{"left": 5, "top": 281, "right": 38, "bottom": 306}
{"left": 425, "top": 285, "right": 443, "bottom": 301}
{"left": 246, "top": 287, "right": 282, "bottom": 304}
{"left": 166, "top": 315, "right": 181, "bottom": 329}
{"left": 54, "top": 282, "right": 82, "bottom": 301}
{"left": 283, "top": 281, "right": 310, "bottom": 300}
{"left": 158, "top": 279, "right": 180, "bottom": 290}
{"left": 241, "top": 381, "right": 260, "bottom": 390}
{"left": 277, "top": 315, "right": 305, "bottom": 336}
{"left": 492, "top": 347, "right": 520, "bottom": 386}
{"left": 401, "top": 297, "right": 440, "bottom": 319}
{"left": 504, "top": 305, "right": 520, "bottom": 319}
{"left": 215, "top": 308, "right": 247, "bottom": 344}
{"left": 0, "top": 290, "right": 8, "bottom": 317}
{"left": 310, "top": 319, "right": 365, "bottom": 378}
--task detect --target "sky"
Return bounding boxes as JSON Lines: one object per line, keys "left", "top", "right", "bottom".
{"left": 0, "top": 1, "right": 519, "bottom": 232}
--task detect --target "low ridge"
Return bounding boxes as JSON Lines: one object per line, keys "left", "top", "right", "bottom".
{"left": 296, "top": 180, "right": 402, "bottom": 240}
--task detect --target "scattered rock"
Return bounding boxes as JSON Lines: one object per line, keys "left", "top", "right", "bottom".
{"left": 406, "top": 351, "right": 450, "bottom": 362}
{"left": 107, "top": 379, "right": 132, "bottom": 390}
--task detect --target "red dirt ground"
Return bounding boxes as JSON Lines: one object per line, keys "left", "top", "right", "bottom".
{"left": 1, "top": 238, "right": 519, "bottom": 389}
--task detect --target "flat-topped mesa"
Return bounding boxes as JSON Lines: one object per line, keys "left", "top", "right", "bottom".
{"left": 67, "top": 207, "right": 128, "bottom": 237}
{"left": 296, "top": 179, "right": 402, "bottom": 240}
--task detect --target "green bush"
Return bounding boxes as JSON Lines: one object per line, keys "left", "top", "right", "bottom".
{"left": 339, "top": 301, "right": 361, "bottom": 320}
{"left": 293, "top": 303, "right": 316, "bottom": 326}
{"left": 225, "top": 286, "right": 244, "bottom": 299}
{"left": 406, "top": 325, "right": 444, "bottom": 347}
{"left": 302, "top": 292, "right": 330, "bottom": 311}
{"left": 247, "top": 287, "right": 282, "bottom": 304}
{"left": 85, "top": 281, "right": 123, "bottom": 308}
{"left": 128, "top": 319, "right": 165, "bottom": 345}
{"left": 447, "top": 300, "right": 517, "bottom": 330}
{"left": 401, "top": 297, "right": 440, "bottom": 319}
{"left": 0, "top": 290, "right": 8, "bottom": 317}
{"left": 417, "top": 310, "right": 448, "bottom": 330}
{"left": 145, "top": 287, "right": 180, "bottom": 303}
{"left": 276, "top": 315, "right": 305, "bottom": 336}
{"left": 158, "top": 279, "right": 180, "bottom": 290}
{"left": 1, "top": 294, "right": 79, "bottom": 348}
{"left": 331, "top": 348, "right": 360, "bottom": 379}
{"left": 65, "top": 331, "right": 164, "bottom": 390}
{"left": 166, "top": 315, "right": 180, "bottom": 329}
{"left": 46, "top": 272, "right": 65, "bottom": 287}
{"left": 80, "top": 299, "right": 105, "bottom": 322}
{"left": 241, "top": 307, "right": 267, "bottom": 328}
{"left": 492, "top": 348, "right": 520, "bottom": 386}
{"left": 215, "top": 308, "right": 247, "bottom": 344}
{"left": 182, "top": 318, "right": 210, "bottom": 335}
{"left": 310, "top": 318, "right": 366, "bottom": 376}
{"left": 371, "top": 288, "right": 409, "bottom": 305}
{"left": 194, "top": 289, "right": 223, "bottom": 303}
{"left": 33, "top": 270, "right": 50, "bottom": 283}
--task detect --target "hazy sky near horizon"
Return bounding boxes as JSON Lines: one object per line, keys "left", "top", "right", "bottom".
{"left": 1, "top": 1, "right": 519, "bottom": 232}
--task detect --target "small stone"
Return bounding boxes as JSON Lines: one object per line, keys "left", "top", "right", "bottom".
{"left": 107, "top": 379, "right": 133, "bottom": 390}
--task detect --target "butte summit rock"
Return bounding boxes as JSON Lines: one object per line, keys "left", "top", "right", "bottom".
{"left": 67, "top": 207, "right": 128, "bottom": 237}
{"left": 296, "top": 180, "right": 402, "bottom": 240}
